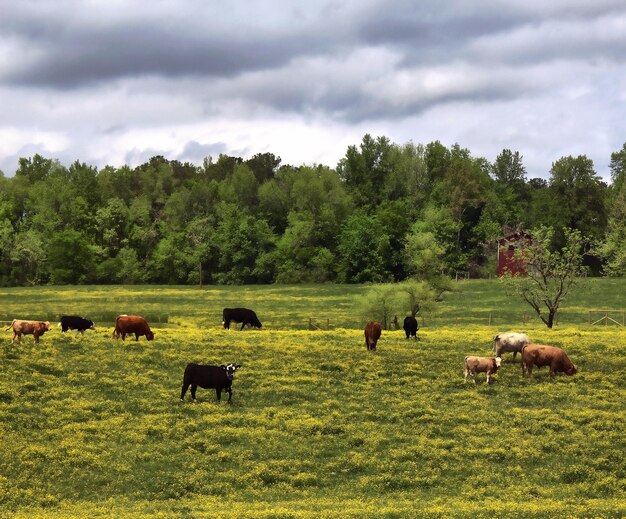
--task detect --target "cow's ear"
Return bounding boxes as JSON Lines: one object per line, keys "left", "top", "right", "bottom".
{"left": 235, "top": 364, "right": 242, "bottom": 369}
{"left": 220, "top": 365, "right": 226, "bottom": 369}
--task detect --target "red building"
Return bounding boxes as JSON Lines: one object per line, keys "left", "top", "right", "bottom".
{"left": 497, "top": 232, "right": 533, "bottom": 276}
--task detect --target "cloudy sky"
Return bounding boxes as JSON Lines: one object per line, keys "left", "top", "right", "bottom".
{"left": 1, "top": 0, "right": 625, "bottom": 181}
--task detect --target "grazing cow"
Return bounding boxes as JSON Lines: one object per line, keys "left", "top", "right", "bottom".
{"left": 180, "top": 363, "right": 242, "bottom": 402}
{"left": 521, "top": 344, "right": 577, "bottom": 378}
{"left": 464, "top": 356, "right": 502, "bottom": 384}
{"left": 403, "top": 316, "right": 418, "bottom": 340}
{"left": 222, "top": 308, "right": 262, "bottom": 331}
{"left": 364, "top": 321, "right": 382, "bottom": 351}
{"left": 5, "top": 320, "right": 52, "bottom": 343}
{"left": 112, "top": 315, "right": 154, "bottom": 341}
{"left": 59, "top": 315, "right": 95, "bottom": 334}
{"left": 493, "top": 332, "right": 531, "bottom": 359}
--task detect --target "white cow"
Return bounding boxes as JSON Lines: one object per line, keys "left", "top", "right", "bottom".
{"left": 493, "top": 332, "right": 531, "bottom": 359}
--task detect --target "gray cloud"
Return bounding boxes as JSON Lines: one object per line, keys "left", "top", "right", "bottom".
{"left": 0, "top": 0, "right": 625, "bottom": 180}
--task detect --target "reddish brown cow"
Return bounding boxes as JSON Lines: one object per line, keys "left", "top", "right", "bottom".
{"left": 364, "top": 321, "right": 382, "bottom": 351}
{"left": 521, "top": 344, "right": 577, "bottom": 378}
{"left": 5, "top": 320, "right": 52, "bottom": 343}
{"left": 112, "top": 315, "right": 154, "bottom": 341}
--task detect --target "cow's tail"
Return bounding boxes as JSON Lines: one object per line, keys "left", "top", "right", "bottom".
{"left": 4, "top": 320, "right": 15, "bottom": 331}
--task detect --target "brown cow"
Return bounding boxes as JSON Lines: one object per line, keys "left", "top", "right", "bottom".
{"left": 5, "top": 320, "right": 52, "bottom": 343}
{"left": 464, "top": 356, "right": 502, "bottom": 384}
{"left": 112, "top": 315, "right": 154, "bottom": 341}
{"left": 364, "top": 321, "right": 382, "bottom": 351}
{"left": 521, "top": 344, "right": 577, "bottom": 378}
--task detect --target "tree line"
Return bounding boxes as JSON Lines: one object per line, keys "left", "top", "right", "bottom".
{"left": 0, "top": 135, "right": 625, "bottom": 286}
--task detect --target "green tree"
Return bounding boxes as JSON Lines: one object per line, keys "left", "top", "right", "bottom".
{"left": 547, "top": 156, "right": 607, "bottom": 243}
{"left": 598, "top": 180, "right": 626, "bottom": 276}
{"left": 336, "top": 212, "right": 390, "bottom": 283}
{"left": 46, "top": 230, "right": 95, "bottom": 284}
{"left": 501, "top": 226, "right": 587, "bottom": 328}
{"left": 337, "top": 134, "right": 396, "bottom": 207}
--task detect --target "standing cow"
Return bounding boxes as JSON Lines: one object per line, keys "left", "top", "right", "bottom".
{"left": 181, "top": 363, "right": 242, "bottom": 402}
{"left": 403, "top": 316, "right": 418, "bottom": 340}
{"left": 5, "top": 320, "right": 52, "bottom": 344}
{"left": 222, "top": 308, "right": 262, "bottom": 331}
{"left": 464, "top": 356, "right": 502, "bottom": 384}
{"left": 59, "top": 315, "right": 95, "bottom": 334}
{"left": 493, "top": 332, "right": 531, "bottom": 360}
{"left": 521, "top": 344, "right": 577, "bottom": 378}
{"left": 364, "top": 321, "right": 382, "bottom": 351}
{"left": 112, "top": 315, "right": 154, "bottom": 341}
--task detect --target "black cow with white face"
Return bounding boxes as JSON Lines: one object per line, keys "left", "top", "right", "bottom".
{"left": 403, "top": 316, "right": 418, "bottom": 340}
{"left": 59, "top": 315, "right": 95, "bottom": 334}
{"left": 180, "top": 363, "right": 242, "bottom": 402}
{"left": 223, "top": 308, "right": 262, "bottom": 331}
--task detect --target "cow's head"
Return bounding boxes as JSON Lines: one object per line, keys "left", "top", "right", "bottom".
{"left": 146, "top": 330, "right": 155, "bottom": 341}
{"left": 89, "top": 320, "right": 96, "bottom": 330}
{"left": 221, "top": 364, "right": 241, "bottom": 380}
{"left": 253, "top": 319, "right": 262, "bottom": 329}
{"left": 566, "top": 364, "right": 577, "bottom": 376}
{"left": 494, "top": 357, "right": 502, "bottom": 368}
{"left": 43, "top": 321, "right": 52, "bottom": 331}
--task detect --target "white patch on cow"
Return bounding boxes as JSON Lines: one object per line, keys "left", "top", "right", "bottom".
{"left": 495, "top": 357, "right": 502, "bottom": 367}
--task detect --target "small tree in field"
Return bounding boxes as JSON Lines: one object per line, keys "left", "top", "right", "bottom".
{"left": 502, "top": 226, "right": 587, "bottom": 328}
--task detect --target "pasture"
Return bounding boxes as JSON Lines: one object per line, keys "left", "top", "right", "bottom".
{"left": 0, "top": 281, "right": 625, "bottom": 518}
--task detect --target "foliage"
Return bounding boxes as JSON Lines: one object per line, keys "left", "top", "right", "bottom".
{"left": 501, "top": 227, "right": 588, "bottom": 328}
{"left": 0, "top": 141, "right": 623, "bottom": 286}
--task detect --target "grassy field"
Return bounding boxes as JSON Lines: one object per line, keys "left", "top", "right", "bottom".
{"left": 0, "top": 280, "right": 625, "bottom": 517}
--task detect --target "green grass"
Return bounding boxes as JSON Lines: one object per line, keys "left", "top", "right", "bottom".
{"left": 0, "top": 280, "right": 625, "bottom": 517}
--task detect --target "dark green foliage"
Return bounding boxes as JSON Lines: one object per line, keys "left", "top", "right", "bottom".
{"left": 0, "top": 141, "right": 623, "bottom": 286}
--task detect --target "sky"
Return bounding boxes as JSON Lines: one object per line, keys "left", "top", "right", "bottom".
{"left": 1, "top": 0, "right": 625, "bottom": 181}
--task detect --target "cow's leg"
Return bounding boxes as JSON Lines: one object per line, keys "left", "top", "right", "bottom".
{"left": 190, "top": 384, "right": 198, "bottom": 401}
{"left": 135, "top": 333, "right": 139, "bottom": 341}
{"left": 34, "top": 335, "right": 39, "bottom": 344}
{"left": 181, "top": 382, "right": 190, "bottom": 401}
{"left": 121, "top": 333, "right": 126, "bottom": 341}
{"left": 464, "top": 368, "right": 469, "bottom": 383}
{"left": 512, "top": 351, "right": 518, "bottom": 360}
{"left": 215, "top": 388, "right": 222, "bottom": 402}
{"left": 240, "top": 322, "right": 246, "bottom": 331}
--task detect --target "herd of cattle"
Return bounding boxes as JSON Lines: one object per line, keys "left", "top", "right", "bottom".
{"left": 5, "top": 308, "right": 577, "bottom": 403}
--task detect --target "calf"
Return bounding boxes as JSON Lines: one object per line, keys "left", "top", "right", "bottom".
{"left": 5, "top": 320, "right": 52, "bottom": 344}
{"left": 180, "top": 363, "right": 242, "bottom": 402}
{"left": 493, "top": 332, "right": 531, "bottom": 360}
{"left": 223, "top": 308, "right": 262, "bottom": 331}
{"left": 464, "top": 356, "right": 502, "bottom": 384}
{"left": 521, "top": 344, "right": 577, "bottom": 378}
{"left": 59, "top": 315, "right": 95, "bottom": 334}
{"left": 364, "top": 321, "right": 382, "bottom": 351}
{"left": 403, "top": 316, "right": 418, "bottom": 340}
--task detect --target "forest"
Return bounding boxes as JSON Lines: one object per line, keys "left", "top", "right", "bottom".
{"left": 0, "top": 135, "right": 625, "bottom": 286}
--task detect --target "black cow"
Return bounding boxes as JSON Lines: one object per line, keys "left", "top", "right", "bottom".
{"left": 223, "top": 308, "right": 262, "bottom": 331}
{"left": 180, "top": 363, "right": 242, "bottom": 402}
{"left": 403, "top": 316, "right": 418, "bottom": 340}
{"left": 59, "top": 315, "right": 95, "bottom": 334}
